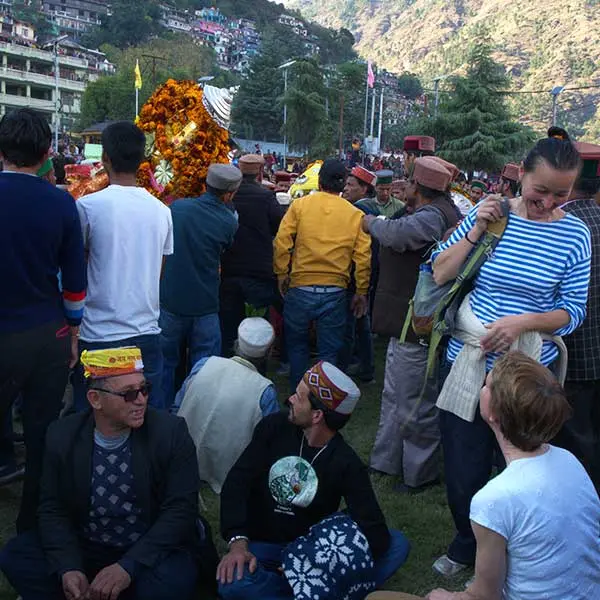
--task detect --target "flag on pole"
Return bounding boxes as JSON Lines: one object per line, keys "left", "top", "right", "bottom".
{"left": 367, "top": 61, "right": 375, "bottom": 88}
{"left": 134, "top": 59, "right": 142, "bottom": 90}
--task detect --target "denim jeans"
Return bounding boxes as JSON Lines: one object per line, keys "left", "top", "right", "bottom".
{"left": 218, "top": 529, "right": 410, "bottom": 600}
{"left": 339, "top": 294, "right": 375, "bottom": 382}
{"left": 0, "top": 531, "right": 199, "bottom": 600}
{"left": 159, "top": 309, "right": 221, "bottom": 410}
{"left": 73, "top": 334, "right": 165, "bottom": 411}
{"left": 283, "top": 287, "right": 347, "bottom": 392}
{"left": 219, "top": 277, "right": 276, "bottom": 358}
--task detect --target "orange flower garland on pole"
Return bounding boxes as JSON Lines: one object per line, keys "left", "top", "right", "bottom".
{"left": 136, "top": 79, "right": 230, "bottom": 203}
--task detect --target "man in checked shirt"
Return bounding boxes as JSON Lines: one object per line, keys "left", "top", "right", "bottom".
{"left": 557, "top": 138, "right": 600, "bottom": 494}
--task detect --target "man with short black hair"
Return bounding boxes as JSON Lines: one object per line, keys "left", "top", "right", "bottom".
{"left": 217, "top": 361, "right": 410, "bottom": 600}
{"left": 160, "top": 163, "right": 241, "bottom": 408}
{"left": 0, "top": 108, "right": 86, "bottom": 531}
{"left": 219, "top": 154, "right": 283, "bottom": 358}
{"left": 274, "top": 159, "right": 371, "bottom": 390}
{"left": 73, "top": 121, "right": 173, "bottom": 411}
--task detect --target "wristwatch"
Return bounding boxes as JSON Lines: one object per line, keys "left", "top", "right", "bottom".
{"left": 228, "top": 535, "right": 249, "bottom": 549}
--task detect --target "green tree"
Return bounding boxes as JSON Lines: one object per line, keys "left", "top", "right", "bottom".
{"left": 82, "top": 0, "right": 163, "bottom": 49}
{"left": 283, "top": 59, "right": 327, "bottom": 151}
{"left": 77, "top": 36, "right": 215, "bottom": 129}
{"left": 423, "top": 40, "right": 534, "bottom": 173}
{"left": 230, "top": 40, "right": 285, "bottom": 141}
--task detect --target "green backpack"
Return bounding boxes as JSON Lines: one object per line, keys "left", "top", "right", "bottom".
{"left": 400, "top": 199, "right": 510, "bottom": 388}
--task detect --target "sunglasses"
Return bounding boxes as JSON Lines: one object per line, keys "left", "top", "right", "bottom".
{"left": 90, "top": 382, "right": 152, "bottom": 403}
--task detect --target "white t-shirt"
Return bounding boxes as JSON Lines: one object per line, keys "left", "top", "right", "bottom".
{"left": 471, "top": 445, "right": 600, "bottom": 600}
{"left": 77, "top": 185, "right": 174, "bottom": 342}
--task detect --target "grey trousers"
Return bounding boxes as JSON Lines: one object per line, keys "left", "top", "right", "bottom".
{"left": 370, "top": 338, "right": 441, "bottom": 487}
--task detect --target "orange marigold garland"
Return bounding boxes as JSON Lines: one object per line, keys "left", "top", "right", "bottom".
{"left": 136, "top": 79, "right": 230, "bottom": 203}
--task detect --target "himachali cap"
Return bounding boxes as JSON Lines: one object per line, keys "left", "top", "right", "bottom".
{"left": 574, "top": 142, "right": 600, "bottom": 178}
{"left": 237, "top": 317, "right": 275, "bottom": 358}
{"left": 501, "top": 163, "right": 520, "bottom": 182}
{"left": 80, "top": 347, "right": 144, "bottom": 379}
{"left": 207, "top": 163, "right": 242, "bottom": 192}
{"left": 375, "top": 169, "right": 394, "bottom": 185}
{"left": 239, "top": 153, "right": 265, "bottom": 175}
{"left": 471, "top": 180, "right": 488, "bottom": 192}
{"left": 412, "top": 157, "right": 452, "bottom": 192}
{"left": 403, "top": 135, "right": 436, "bottom": 153}
{"left": 303, "top": 361, "right": 361, "bottom": 416}
{"left": 350, "top": 165, "right": 377, "bottom": 187}
{"left": 428, "top": 156, "right": 460, "bottom": 182}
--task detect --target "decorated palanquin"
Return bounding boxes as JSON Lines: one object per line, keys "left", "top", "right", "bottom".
{"left": 68, "top": 80, "right": 236, "bottom": 203}
{"left": 136, "top": 80, "right": 233, "bottom": 203}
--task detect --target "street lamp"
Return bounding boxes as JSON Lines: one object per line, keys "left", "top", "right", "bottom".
{"left": 42, "top": 35, "right": 68, "bottom": 152}
{"left": 551, "top": 86, "right": 565, "bottom": 126}
{"left": 278, "top": 59, "right": 296, "bottom": 169}
{"left": 197, "top": 75, "right": 215, "bottom": 88}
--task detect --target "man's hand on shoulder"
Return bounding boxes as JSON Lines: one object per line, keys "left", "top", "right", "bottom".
{"left": 216, "top": 539, "right": 258, "bottom": 585}
{"left": 86, "top": 563, "right": 131, "bottom": 600}
{"left": 61, "top": 571, "right": 89, "bottom": 600}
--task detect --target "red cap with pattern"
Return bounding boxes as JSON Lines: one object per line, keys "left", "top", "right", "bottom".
{"left": 350, "top": 165, "right": 377, "bottom": 187}
{"left": 303, "top": 361, "right": 361, "bottom": 415}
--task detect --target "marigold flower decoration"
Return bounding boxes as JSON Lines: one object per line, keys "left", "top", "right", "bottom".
{"left": 136, "top": 79, "right": 230, "bottom": 203}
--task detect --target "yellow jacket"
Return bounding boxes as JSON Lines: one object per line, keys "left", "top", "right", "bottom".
{"left": 273, "top": 191, "right": 372, "bottom": 295}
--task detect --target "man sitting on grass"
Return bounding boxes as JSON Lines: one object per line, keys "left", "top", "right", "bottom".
{"left": 217, "top": 361, "right": 410, "bottom": 600}
{"left": 0, "top": 347, "right": 205, "bottom": 600}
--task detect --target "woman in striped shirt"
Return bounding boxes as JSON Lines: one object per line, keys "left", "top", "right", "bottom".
{"left": 429, "top": 137, "right": 592, "bottom": 577}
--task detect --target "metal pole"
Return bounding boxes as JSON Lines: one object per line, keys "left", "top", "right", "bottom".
{"left": 434, "top": 78, "right": 440, "bottom": 118}
{"left": 339, "top": 93, "right": 344, "bottom": 158}
{"left": 377, "top": 86, "right": 384, "bottom": 153}
{"left": 283, "top": 67, "right": 288, "bottom": 169}
{"left": 552, "top": 94, "right": 558, "bottom": 126}
{"left": 362, "top": 77, "right": 369, "bottom": 165}
{"left": 369, "top": 85, "right": 376, "bottom": 139}
{"left": 135, "top": 87, "right": 139, "bottom": 118}
{"left": 54, "top": 41, "right": 59, "bottom": 152}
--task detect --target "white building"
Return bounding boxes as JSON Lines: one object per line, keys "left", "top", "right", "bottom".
{"left": 0, "top": 39, "right": 114, "bottom": 132}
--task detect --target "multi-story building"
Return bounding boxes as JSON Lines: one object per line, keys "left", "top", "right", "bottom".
{"left": 0, "top": 37, "right": 114, "bottom": 132}
{"left": 41, "top": 0, "right": 110, "bottom": 39}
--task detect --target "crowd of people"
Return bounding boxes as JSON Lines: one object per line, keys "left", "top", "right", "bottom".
{"left": 0, "top": 106, "right": 599, "bottom": 600}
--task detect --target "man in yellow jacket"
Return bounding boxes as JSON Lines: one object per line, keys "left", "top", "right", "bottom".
{"left": 274, "top": 159, "right": 372, "bottom": 390}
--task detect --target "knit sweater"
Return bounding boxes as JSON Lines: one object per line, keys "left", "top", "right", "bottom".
{"left": 0, "top": 172, "right": 86, "bottom": 333}
{"left": 273, "top": 192, "right": 372, "bottom": 294}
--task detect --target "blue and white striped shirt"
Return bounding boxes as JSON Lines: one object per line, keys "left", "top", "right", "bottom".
{"left": 432, "top": 205, "right": 592, "bottom": 370}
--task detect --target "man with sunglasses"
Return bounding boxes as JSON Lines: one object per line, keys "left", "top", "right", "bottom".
{"left": 0, "top": 347, "right": 204, "bottom": 600}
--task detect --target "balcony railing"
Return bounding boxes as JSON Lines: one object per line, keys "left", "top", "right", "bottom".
{"left": 0, "top": 92, "right": 54, "bottom": 111}
{"left": 0, "top": 41, "right": 90, "bottom": 68}
{"left": 0, "top": 66, "right": 86, "bottom": 91}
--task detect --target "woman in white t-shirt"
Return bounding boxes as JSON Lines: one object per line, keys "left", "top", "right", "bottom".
{"left": 427, "top": 351, "right": 600, "bottom": 600}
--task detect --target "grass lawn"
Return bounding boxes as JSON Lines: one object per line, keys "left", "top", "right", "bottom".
{"left": 0, "top": 338, "right": 473, "bottom": 599}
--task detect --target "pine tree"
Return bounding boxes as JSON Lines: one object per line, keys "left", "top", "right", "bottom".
{"left": 426, "top": 40, "right": 534, "bottom": 173}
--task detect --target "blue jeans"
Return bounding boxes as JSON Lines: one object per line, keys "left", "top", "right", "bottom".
{"left": 284, "top": 288, "right": 347, "bottom": 392}
{"left": 0, "top": 531, "right": 198, "bottom": 600}
{"left": 159, "top": 309, "right": 221, "bottom": 410}
{"left": 339, "top": 295, "right": 375, "bottom": 382}
{"left": 73, "top": 334, "right": 164, "bottom": 411}
{"left": 218, "top": 529, "right": 410, "bottom": 600}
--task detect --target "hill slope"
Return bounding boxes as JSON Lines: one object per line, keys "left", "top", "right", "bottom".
{"left": 279, "top": 0, "right": 600, "bottom": 137}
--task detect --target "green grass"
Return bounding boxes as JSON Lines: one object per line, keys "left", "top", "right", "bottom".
{"left": 0, "top": 339, "right": 473, "bottom": 598}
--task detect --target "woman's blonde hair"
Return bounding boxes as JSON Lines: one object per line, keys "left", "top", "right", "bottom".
{"left": 489, "top": 352, "right": 571, "bottom": 451}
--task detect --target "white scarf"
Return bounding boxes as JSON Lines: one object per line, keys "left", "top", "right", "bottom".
{"left": 436, "top": 293, "right": 567, "bottom": 422}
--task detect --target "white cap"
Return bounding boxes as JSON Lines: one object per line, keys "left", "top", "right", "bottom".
{"left": 237, "top": 318, "right": 275, "bottom": 358}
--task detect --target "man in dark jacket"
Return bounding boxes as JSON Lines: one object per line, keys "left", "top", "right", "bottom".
{"left": 0, "top": 347, "right": 202, "bottom": 600}
{"left": 219, "top": 154, "right": 284, "bottom": 357}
